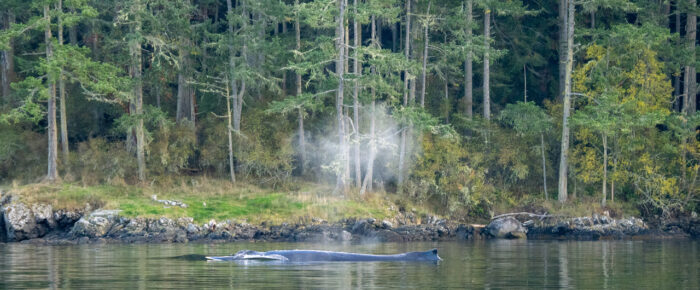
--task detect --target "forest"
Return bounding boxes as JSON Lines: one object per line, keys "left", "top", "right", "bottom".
{"left": 0, "top": 0, "right": 698, "bottom": 221}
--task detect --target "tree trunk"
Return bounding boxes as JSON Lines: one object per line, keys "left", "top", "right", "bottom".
{"left": 420, "top": 1, "right": 431, "bottom": 108}
{"left": 45, "top": 6, "right": 58, "bottom": 182}
{"left": 398, "top": 0, "right": 411, "bottom": 186}
{"left": 674, "top": 1, "right": 682, "bottom": 112}
{"left": 176, "top": 44, "right": 196, "bottom": 125}
{"left": 686, "top": 0, "right": 697, "bottom": 113}
{"left": 464, "top": 0, "right": 473, "bottom": 118}
{"left": 523, "top": 64, "right": 527, "bottom": 102}
{"left": 1, "top": 11, "right": 15, "bottom": 102}
{"left": 129, "top": 12, "right": 146, "bottom": 182}
{"left": 558, "top": 0, "right": 575, "bottom": 202}
{"left": 602, "top": 133, "right": 607, "bottom": 207}
{"left": 483, "top": 9, "right": 490, "bottom": 120}
{"left": 541, "top": 133, "right": 548, "bottom": 200}
{"left": 335, "top": 0, "right": 347, "bottom": 191}
{"left": 225, "top": 0, "right": 237, "bottom": 183}
{"left": 558, "top": 0, "right": 567, "bottom": 101}
{"left": 295, "top": 0, "right": 306, "bottom": 175}
{"left": 57, "top": 0, "right": 69, "bottom": 168}
{"left": 352, "top": 0, "right": 362, "bottom": 188}
{"left": 226, "top": 80, "right": 235, "bottom": 183}
{"left": 361, "top": 15, "right": 378, "bottom": 195}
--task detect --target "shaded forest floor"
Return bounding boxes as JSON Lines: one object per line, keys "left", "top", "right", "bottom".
{"left": 0, "top": 177, "right": 641, "bottom": 225}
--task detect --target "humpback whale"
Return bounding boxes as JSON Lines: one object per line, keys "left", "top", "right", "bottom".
{"left": 206, "top": 249, "right": 441, "bottom": 263}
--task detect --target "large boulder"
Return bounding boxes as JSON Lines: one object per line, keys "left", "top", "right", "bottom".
{"left": 485, "top": 217, "right": 527, "bottom": 239}
{"left": 3, "top": 203, "right": 39, "bottom": 241}
{"left": 69, "top": 210, "right": 120, "bottom": 238}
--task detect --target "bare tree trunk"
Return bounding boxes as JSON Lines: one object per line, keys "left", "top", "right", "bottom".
{"left": 398, "top": 0, "right": 411, "bottom": 186}
{"left": 602, "top": 133, "right": 607, "bottom": 207}
{"left": 45, "top": 6, "right": 58, "bottom": 182}
{"left": 295, "top": 0, "right": 306, "bottom": 175}
{"left": 335, "top": 0, "right": 347, "bottom": 191}
{"left": 1, "top": 11, "right": 15, "bottom": 102}
{"left": 483, "top": 9, "right": 490, "bottom": 120}
{"left": 686, "top": 1, "right": 697, "bottom": 113}
{"left": 361, "top": 15, "right": 378, "bottom": 195}
{"left": 541, "top": 133, "right": 548, "bottom": 200}
{"left": 420, "top": 1, "right": 431, "bottom": 108}
{"left": 226, "top": 80, "right": 235, "bottom": 183}
{"left": 464, "top": 0, "right": 472, "bottom": 118}
{"left": 352, "top": 0, "right": 362, "bottom": 188}
{"left": 558, "top": 0, "right": 575, "bottom": 202}
{"left": 524, "top": 64, "right": 527, "bottom": 102}
{"left": 558, "top": 0, "right": 567, "bottom": 101}
{"left": 55, "top": 0, "right": 69, "bottom": 168}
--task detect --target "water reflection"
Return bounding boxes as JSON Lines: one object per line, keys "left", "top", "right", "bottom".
{"left": 0, "top": 240, "right": 698, "bottom": 289}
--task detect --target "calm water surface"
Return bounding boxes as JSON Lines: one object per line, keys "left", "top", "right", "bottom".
{"left": 0, "top": 240, "right": 698, "bottom": 289}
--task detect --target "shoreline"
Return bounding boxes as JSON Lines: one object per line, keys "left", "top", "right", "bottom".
{"left": 2, "top": 201, "right": 697, "bottom": 245}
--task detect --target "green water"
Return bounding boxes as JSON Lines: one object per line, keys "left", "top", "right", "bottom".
{"left": 0, "top": 240, "right": 698, "bottom": 289}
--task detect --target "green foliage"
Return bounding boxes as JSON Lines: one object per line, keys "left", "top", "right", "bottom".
{"left": 406, "top": 133, "right": 494, "bottom": 219}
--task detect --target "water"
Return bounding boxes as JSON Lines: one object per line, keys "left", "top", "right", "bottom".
{"left": 1, "top": 240, "right": 698, "bottom": 289}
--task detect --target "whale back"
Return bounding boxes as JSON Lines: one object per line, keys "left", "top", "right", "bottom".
{"left": 206, "top": 249, "right": 441, "bottom": 262}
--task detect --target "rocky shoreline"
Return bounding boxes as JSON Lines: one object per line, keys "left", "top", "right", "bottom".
{"left": 1, "top": 199, "right": 698, "bottom": 245}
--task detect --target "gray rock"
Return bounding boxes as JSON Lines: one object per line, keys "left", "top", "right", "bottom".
{"left": 70, "top": 216, "right": 114, "bottom": 238}
{"left": 3, "top": 203, "right": 39, "bottom": 241}
{"left": 485, "top": 217, "right": 527, "bottom": 239}
{"left": 382, "top": 220, "right": 393, "bottom": 229}
{"left": 32, "top": 204, "right": 56, "bottom": 229}
{"left": 341, "top": 230, "right": 352, "bottom": 241}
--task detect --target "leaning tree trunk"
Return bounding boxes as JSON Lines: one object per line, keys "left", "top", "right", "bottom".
{"left": 335, "top": 0, "right": 347, "bottom": 191}
{"left": 57, "top": 0, "right": 69, "bottom": 166}
{"left": 352, "top": 0, "right": 362, "bottom": 188}
{"left": 464, "top": 0, "right": 473, "bottom": 119}
{"left": 558, "top": 0, "right": 575, "bottom": 202}
{"left": 295, "top": 0, "right": 306, "bottom": 175}
{"left": 361, "top": 15, "right": 378, "bottom": 195}
{"left": 483, "top": 9, "right": 490, "bottom": 120}
{"left": 398, "top": 0, "right": 412, "bottom": 186}
{"left": 45, "top": 5, "right": 58, "bottom": 182}
{"left": 420, "top": 1, "right": 431, "bottom": 108}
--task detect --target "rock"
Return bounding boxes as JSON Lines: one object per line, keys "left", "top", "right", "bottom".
{"left": 3, "top": 203, "right": 39, "bottom": 241}
{"left": 54, "top": 209, "right": 82, "bottom": 229}
{"left": 485, "top": 217, "right": 527, "bottom": 239}
{"left": 340, "top": 230, "right": 352, "bottom": 241}
{"left": 186, "top": 223, "right": 200, "bottom": 234}
{"left": 70, "top": 216, "right": 114, "bottom": 238}
{"left": 382, "top": 220, "right": 393, "bottom": 229}
{"left": 32, "top": 204, "right": 56, "bottom": 229}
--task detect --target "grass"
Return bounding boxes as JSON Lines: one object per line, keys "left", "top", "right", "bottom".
{"left": 1, "top": 177, "right": 408, "bottom": 224}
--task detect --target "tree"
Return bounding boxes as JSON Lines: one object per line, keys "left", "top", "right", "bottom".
{"left": 499, "top": 101, "right": 553, "bottom": 200}
{"left": 335, "top": 0, "right": 347, "bottom": 191}
{"left": 557, "top": 0, "right": 575, "bottom": 202}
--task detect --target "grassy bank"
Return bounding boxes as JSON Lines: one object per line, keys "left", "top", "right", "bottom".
{"left": 1, "top": 178, "right": 437, "bottom": 224}
{"left": 1, "top": 177, "right": 643, "bottom": 224}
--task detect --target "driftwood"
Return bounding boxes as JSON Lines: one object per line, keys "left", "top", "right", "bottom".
{"left": 490, "top": 212, "right": 556, "bottom": 221}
